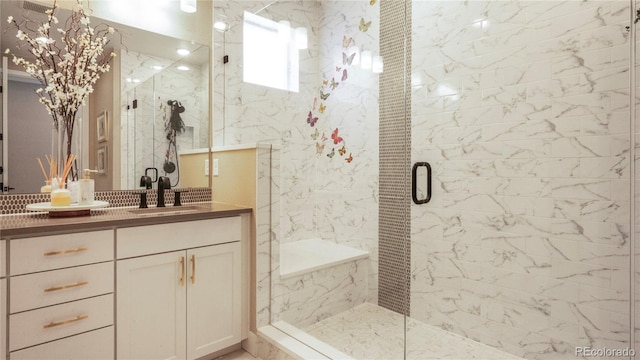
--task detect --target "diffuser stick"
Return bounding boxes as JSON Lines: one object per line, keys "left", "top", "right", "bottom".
{"left": 36, "top": 157, "right": 49, "bottom": 181}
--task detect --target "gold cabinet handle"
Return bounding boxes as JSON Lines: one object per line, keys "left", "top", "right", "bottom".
{"left": 43, "top": 315, "right": 88, "bottom": 329}
{"left": 43, "top": 247, "right": 88, "bottom": 257}
{"left": 180, "top": 256, "right": 185, "bottom": 287}
{"left": 44, "top": 281, "right": 89, "bottom": 293}
{"left": 190, "top": 255, "right": 196, "bottom": 284}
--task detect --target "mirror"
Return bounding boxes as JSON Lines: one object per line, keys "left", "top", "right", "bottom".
{"left": 0, "top": 0, "right": 212, "bottom": 193}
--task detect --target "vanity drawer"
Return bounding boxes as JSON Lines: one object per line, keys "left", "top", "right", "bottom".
{"left": 10, "top": 262, "right": 113, "bottom": 313}
{"left": 1, "top": 240, "right": 5, "bottom": 278}
{"left": 10, "top": 230, "right": 113, "bottom": 275}
{"left": 11, "top": 326, "right": 114, "bottom": 360}
{"left": 9, "top": 294, "right": 113, "bottom": 351}
{"left": 117, "top": 217, "right": 241, "bottom": 259}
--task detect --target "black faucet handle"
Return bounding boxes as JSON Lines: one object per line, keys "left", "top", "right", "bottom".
{"left": 174, "top": 191, "right": 182, "bottom": 206}
{"left": 158, "top": 176, "right": 171, "bottom": 189}
{"left": 139, "top": 175, "right": 152, "bottom": 189}
{"left": 136, "top": 192, "right": 148, "bottom": 208}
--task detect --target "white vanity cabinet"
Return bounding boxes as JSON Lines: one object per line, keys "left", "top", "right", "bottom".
{"left": 116, "top": 217, "right": 243, "bottom": 360}
{"left": 6, "top": 231, "right": 114, "bottom": 359}
{"left": 1, "top": 240, "right": 6, "bottom": 360}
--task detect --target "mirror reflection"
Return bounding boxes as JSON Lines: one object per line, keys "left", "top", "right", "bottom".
{"left": 120, "top": 45, "right": 210, "bottom": 190}
{"left": 0, "top": 0, "right": 212, "bottom": 194}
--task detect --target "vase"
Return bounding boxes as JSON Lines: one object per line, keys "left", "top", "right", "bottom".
{"left": 52, "top": 114, "right": 80, "bottom": 183}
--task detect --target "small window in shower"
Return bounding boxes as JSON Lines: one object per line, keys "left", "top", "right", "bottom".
{"left": 243, "top": 11, "right": 299, "bottom": 92}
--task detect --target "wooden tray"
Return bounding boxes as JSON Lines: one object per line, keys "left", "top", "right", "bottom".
{"left": 25, "top": 201, "right": 109, "bottom": 217}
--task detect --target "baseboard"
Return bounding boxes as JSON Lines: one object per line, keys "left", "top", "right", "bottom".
{"left": 242, "top": 331, "right": 259, "bottom": 357}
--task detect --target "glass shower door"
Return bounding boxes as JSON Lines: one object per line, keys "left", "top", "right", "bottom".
{"left": 214, "top": 0, "right": 414, "bottom": 358}
{"left": 410, "top": 0, "right": 635, "bottom": 359}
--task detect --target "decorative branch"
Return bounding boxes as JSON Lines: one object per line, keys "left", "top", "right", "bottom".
{"left": 4, "top": 0, "right": 116, "bottom": 157}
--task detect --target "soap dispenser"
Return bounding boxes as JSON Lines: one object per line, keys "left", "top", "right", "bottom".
{"left": 79, "top": 169, "right": 98, "bottom": 205}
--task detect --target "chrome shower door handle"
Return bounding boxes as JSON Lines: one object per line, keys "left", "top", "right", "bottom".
{"left": 412, "top": 162, "right": 432, "bottom": 205}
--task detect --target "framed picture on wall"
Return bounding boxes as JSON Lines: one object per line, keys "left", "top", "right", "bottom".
{"left": 97, "top": 111, "right": 108, "bottom": 142}
{"left": 97, "top": 146, "right": 107, "bottom": 174}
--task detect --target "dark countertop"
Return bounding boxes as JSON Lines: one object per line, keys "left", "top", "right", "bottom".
{"left": 0, "top": 202, "right": 251, "bottom": 239}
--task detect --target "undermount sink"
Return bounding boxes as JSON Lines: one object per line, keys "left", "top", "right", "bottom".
{"left": 128, "top": 205, "right": 203, "bottom": 216}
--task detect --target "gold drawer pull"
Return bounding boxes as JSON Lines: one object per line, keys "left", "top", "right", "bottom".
{"left": 180, "top": 256, "right": 185, "bottom": 287}
{"left": 43, "top": 247, "right": 88, "bottom": 257}
{"left": 190, "top": 255, "right": 196, "bottom": 284}
{"left": 44, "top": 281, "right": 89, "bottom": 293}
{"left": 43, "top": 314, "right": 88, "bottom": 329}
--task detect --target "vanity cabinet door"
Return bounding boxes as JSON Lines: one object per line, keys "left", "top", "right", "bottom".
{"left": 1, "top": 278, "right": 5, "bottom": 360}
{"left": 186, "top": 242, "right": 241, "bottom": 359}
{"left": 117, "top": 251, "right": 187, "bottom": 360}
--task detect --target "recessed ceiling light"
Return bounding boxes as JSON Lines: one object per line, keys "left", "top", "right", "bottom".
{"left": 214, "top": 21, "right": 228, "bottom": 32}
{"left": 177, "top": 65, "right": 190, "bottom": 71}
{"left": 126, "top": 78, "right": 132, "bottom": 83}
{"left": 152, "top": 65, "right": 163, "bottom": 70}
{"left": 180, "top": 0, "right": 196, "bottom": 13}
{"left": 132, "top": 79, "right": 140, "bottom": 83}
{"left": 177, "top": 48, "right": 190, "bottom": 56}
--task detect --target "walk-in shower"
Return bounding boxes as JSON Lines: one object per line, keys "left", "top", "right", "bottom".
{"left": 215, "top": 0, "right": 640, "bottom": 358}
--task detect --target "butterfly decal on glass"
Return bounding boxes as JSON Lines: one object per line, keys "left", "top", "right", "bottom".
{"left": 359, "top": 18, "right": 372, "bottom": 32}
{"left": 327, "top": 148, "right": 335, "bottom": 159}
{"left": 343, "top": 35, "right": 354, "bottom": 49}
{"left": 345, "top": 153, "right": 353, "bottom": 163}
{"left": 311, "top": 128, "right": 319, "bottom": 140}
{"left": 331, "top": 128, "right": 344, "bottom": 145}
{"left": 330, "top": 77, "right": 339, "bottom": 90}
{"left": 312, "top": 97, "right": 318, "bottom": 110}
{"left": 339, "top": 145, "right": 346, "bottom": 156}
{"left": 343, "top": 52, "right": 356, "bottom": 66}
{"left": 341, "top": 69, "right": 348, "bottom": 82}
{"left": 316, "top": 142, "right": 325, "bottom": 155}
{"left": 319, "top": 103, "right": 326, "bottom": 113}
{"left": 336, "top": 66, "right": 342, "bottom": 72}
{"left": 370, "top": 0, "right": 376, "bottom": 5}
{"left": 307, "top": 111, "right": 318, "bottom": 127}
{"left": 321, "top": 132, "right": 328, "bottom": 142}
{"left": 320, "top": 91, "right": 330, "bottom": 101}
{"left": 322, "top": 79, "right": 328, "bottom": 86}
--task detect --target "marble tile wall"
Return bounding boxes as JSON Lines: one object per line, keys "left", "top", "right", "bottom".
{"left": 272, "top": 259, "right": 368, "bottom": 329}
{"left": 214, "top": 0, "right": 381, "bottom": 326}
{"left": 217, "top": 1, "right": 637, "bottom": 359}
{"left": 410, "top": 1, "right": 633, "bottom": 358}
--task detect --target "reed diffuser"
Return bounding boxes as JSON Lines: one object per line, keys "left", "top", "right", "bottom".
{"left": 36, "top": 156, "right": 52, "bottom": 193}
{"left": 50, "top": 154, "right": 76, "bottom": 207}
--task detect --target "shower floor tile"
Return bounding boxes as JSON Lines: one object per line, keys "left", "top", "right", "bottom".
{"left": 304, "top": 303, "right": 522, "bottom": 360}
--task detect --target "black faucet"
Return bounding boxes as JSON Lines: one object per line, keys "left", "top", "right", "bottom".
{"left": 157, "top": 176, "right": 171, "bottom": 207}
{"left": 139, "top": 175, "right": 152, "bottom": 189}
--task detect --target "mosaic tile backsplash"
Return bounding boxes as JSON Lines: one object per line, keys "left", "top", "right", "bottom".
{"left": 0, "top": 187, "right": 211, "bottom": 215}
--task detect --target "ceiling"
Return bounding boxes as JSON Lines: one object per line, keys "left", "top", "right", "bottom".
{"left": 1, "top": 0, "right": 210, "bottom": 67}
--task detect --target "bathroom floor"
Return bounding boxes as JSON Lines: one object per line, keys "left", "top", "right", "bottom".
{"left": 304, "top": 303, "right": 522, "bottom": 359}
{"left": 215, "top": 349, "right": 260, "bottom": 360}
